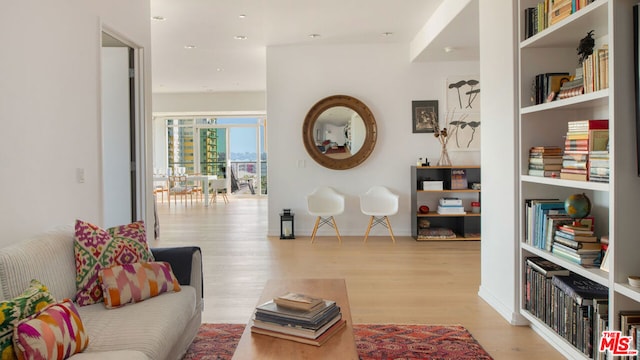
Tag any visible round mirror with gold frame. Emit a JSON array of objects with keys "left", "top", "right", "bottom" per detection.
[{"left": 302, "top": 95, "right": 377, "bottom": 170}]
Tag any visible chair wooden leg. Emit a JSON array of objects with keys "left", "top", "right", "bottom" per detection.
[
  {"left": 331, "top": 216, "right": 342, "bottom": 243},
  {"left": 310, "top": 217, "right": 321, "bottom": 243},
  {"left": 363, "top": 216, "right": 374, "bottom": 243},
  {"left": 385, "top": 216, "right": 396, "bottom": 243}
]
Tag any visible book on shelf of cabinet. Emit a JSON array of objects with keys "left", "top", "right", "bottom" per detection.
[
  {"left": 517, "top": 0, "right": 640, "bottom": 358},
  {"left": 411, "top": 166, "right": 481, "bottom": 241}
]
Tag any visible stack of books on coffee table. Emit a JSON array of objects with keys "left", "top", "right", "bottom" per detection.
[{"left": 250, "top": 292, "right": 346, "bottom": 346}]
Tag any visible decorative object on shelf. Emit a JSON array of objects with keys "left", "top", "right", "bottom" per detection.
[
  {"left": 628, "top": 276, "right": 640, "bottom": 287},
  {"left": 419, "top": 205, "right": 430, "bottom": 214},
  {"left": 279, "top": 209, "right": 295, "bottom": 239},
  {"left": 577, "top": 30, "right": 595, "bottom": 65},
  {"left": 471, "top": 202, "right": 480, "bottom": 214},
  {"left": 564, "top": 193, "right": 592, "bottom": 226},
  {"left": 412, "top": 100, "right": 438, "bottom": 133},
  {"left": 422, "top": 180, "right": 443, "bottom": 191},
  {"left": 418, "top": 218, "right": 431, "bottom": 228}
]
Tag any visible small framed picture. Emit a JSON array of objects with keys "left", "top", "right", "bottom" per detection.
[{"left": 412, "top": 100, "right": 438, "bottom": 133}]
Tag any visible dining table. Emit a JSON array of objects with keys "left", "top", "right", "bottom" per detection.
[{"left": 153, "top": 174, "right": 222, "bottom": 207}]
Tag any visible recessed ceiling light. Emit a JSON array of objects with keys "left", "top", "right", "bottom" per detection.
[
  {"left": 309, "top": 34, "right": 321, "bottom": 39},
  {"left": 381, "top": 32, "right": 393, "bottom": 37},
  {"left": 239, "top": 14, "right": 247, "bottom": 19},
  {"left": 444, "top": 46, "right": 455, "bottom": 53},
  {"left": 184, "top": 45, "right": 197, "bottom": 49},
  {"left": 234, "top": 35, "right": 248, "bottom": 40},
  {"left": 216, "top": 68, "right": 224, "bottom": 72},
  {"left": 151, "top": 16, "right": 166, "bottom": 21}
]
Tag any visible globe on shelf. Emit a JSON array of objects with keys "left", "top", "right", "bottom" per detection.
[{"left": 564, "top": 193, "right": 592, "bottom": 226}]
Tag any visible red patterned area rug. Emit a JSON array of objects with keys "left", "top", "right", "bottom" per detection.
[{"left": 183, "top": 323, "right": 493, "bottom": 360}]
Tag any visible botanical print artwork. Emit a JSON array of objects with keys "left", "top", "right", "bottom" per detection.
[{"left": 446, "top": 76, "right": 481, "bottom": 150}]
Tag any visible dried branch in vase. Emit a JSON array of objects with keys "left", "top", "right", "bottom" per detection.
[{"left": 419, "top": 109, "right": 469, "bottom": 166}]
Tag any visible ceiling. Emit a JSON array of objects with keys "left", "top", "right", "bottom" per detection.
[{"left": 150, "top": 0, "right": 478, "bottom": 94}]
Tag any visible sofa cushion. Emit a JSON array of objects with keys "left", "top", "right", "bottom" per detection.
[
  {"left": 98, "top": 262, "right": 180, "bottom": 309},
  {"left": 76, "top": 286, "right": 196, "bottom": 359},
  {"left": 0, "top": 280, "right": 56, "bottom": 360},
  {"left": 74, "top": 220, "right": 154, "bottom": 306},
  {"left": 13, "top": 299, "right": 88, "bottom": 360}
]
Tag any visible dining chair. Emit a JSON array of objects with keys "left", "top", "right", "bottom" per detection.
[
  {"left": 189, "top": 174, "right": 204, "bottom": 202},
  {"left": 168, "top": 175, "right": 194, "bottom": 207},
  {"left": 359, "top": 186, "right": 399, "bottom": 243},
  {"left": 306, "top": 187, "right": 344, "bottom": 243},
  {"left": 208, "top": 179, "right": 229, "bottom": 205},
  {"left": 153, "top": 181, "right": 168, "bottom": 203}
]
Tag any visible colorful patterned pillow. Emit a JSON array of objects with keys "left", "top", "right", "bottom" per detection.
[
  {"left": 0, "top": 280, "right": 55, "bottom": 360},
  {"left": 98, "top": 262, "right": 181, "bottom": 309},
  {"left": 74, "top": 220, "right": 154, "bottom": 306},
  {"left": 13, "top": 299, "right": 88, "bottom": 360}
]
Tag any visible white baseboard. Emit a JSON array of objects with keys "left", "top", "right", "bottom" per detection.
[{"left": 477, "top": 285, "right": 529, "bottom": 326}]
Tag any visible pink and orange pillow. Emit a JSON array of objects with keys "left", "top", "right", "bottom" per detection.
[
  {"left": 98, "top": 262, "right": 181, "bottom": 309},
  {"left": 12, "top": 299, "right": 88, "bottom": 360}
]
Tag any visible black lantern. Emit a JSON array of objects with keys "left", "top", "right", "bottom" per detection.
[{"left": 280, "top": 209, "right": 295, "bottom": 239}]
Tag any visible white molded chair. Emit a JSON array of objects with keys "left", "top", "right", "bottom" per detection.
[
  {"left": 208, "top": 178, "right": 229, "bottom": 205},
  {"left": 360, "top": 186, "right": 399, "bottom": 243},
  {"left": 306, "top": 187, "right": 345, "bottom": 243}
]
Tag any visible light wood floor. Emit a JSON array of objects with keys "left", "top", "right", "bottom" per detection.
[{"left": 150, "top": 197, "right": 565, "bottom": 360}]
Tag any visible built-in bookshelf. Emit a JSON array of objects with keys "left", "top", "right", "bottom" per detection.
[
  {"left": 410, "top": 166, "right": 481, "bottom": 241},
  {"left": 517, "top": 1, "right": 640, "bottom": 359}
]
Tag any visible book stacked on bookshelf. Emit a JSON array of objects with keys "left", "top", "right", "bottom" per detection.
[
  {"left": 552, "top": 222, "right": 601, "bottom": 266},
  {"left": 583, "top": 44, "right": 609, "bottom": 94},
  {"left": 524, "top": 198, "right": 565, "bottom": 249},
  {"left": 250, "top": 292, "right": 345, "bottom": 346},
  {"left": 437, "top": 197, "right": 465, "bottom": 214},
  {"left": 533, "top": 72, "right": 571, "bottom": 104},
  {"left": 618, "top": 310, "right": 640, "bottom": 359},
  {"left": 525, "top": 257, "right": 570, "bottom": 325},
  {"left": 588, "top": 130, "right": 609, "bottom": 183},
  {"left": 523, "top": 0, "right": 597, "bottom": 40},
  {"left": 528, "top": 146, "right": 562, "bottom": 178},
  {"left": 551, "top": 273, "right": 609, "bottom": 357},
  {"left": 560, "top": 120, "right": 609, "bottom": 181},
  {"left": 557, "top": 75, "right": 584, "bottom": 100},
  {"left": 449, "top": 169, "right": 468, "bottom": 190},
  {"left": 524, "top": 259, "right": 609, "bottom": 358}
]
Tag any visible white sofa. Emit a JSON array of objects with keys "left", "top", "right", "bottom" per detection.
[{"left": 0, "top": 227, "right": 203, "bottom": 360}]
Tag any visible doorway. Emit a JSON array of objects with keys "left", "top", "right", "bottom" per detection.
[
  {"left": 101, "top": 31, "right": 144, "bottom": 227},
  {"left": 155, "top": 116, "right": 267, "bottom": 197}
]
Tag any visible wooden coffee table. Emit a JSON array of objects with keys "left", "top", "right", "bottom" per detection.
[{"left": 232, "top": 278, "right": 358, "bottom": 359}]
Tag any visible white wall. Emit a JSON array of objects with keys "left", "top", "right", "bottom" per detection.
[
  {"left": 153, "top": 91, "right": 266, "bottom": 114},
  {"left": 0, "top": 1, "right": 151, "bottom": 246},
  {"left": 266, "top": 43, "right": 479, "bottom": 237},
  {"left": 477, "top": 0, "right": 523, "bottom": 324}
]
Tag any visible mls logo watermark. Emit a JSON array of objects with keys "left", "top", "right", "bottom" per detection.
[{"left": 599, "top": 331, "right": 639, "bottom": 356}]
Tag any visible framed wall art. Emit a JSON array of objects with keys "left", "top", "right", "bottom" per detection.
[
  {"left": 412, "top": 100, "right": 438, "bottom": 133},
  {"left": 445, "top": 75, "right": 481, "bottom": 150}
]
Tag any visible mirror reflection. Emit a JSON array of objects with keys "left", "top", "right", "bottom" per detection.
[
  {"left": 302, "top": 95, "right": 377, "bottom": 170},
  {"left": 314, "top": 106, "right": 365, "bottom": 159}
]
